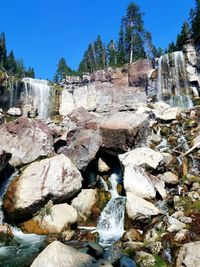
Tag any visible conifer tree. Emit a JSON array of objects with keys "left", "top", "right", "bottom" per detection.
[
  {"left": 0, "top": 32, "right": 7, "bottom": 69},
  {"left": 176, "top": 21, "right": 191, "bottom": 50},
  {"left": 94, "top": 35, "right": 106, "bottom": 70},
  {"left": 191, "top": 0, "right": 200, "bottom": 42},
  {"left": 107, "top": 40, "right": 117, "bottom": 67},
  {"left": 55, "top": 57, "right": 73, "bottom": 81},
  {"left": 123, "top": 2, "right": 146, "bottom": 63},
  {"left": 7, "top": 50, "right": 17, "bottom": 74},
  {"left": 117, "top": 25, "right": 126, "bottom": 66}
]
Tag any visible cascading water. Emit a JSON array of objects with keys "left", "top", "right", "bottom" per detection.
[
  {"left": 22, "top": 78, "right": 52, "bottom": 119},
  {"left": 97, "top": 173, "right": 126, "bottom": 247},
  {"left": 0, "top": 171, "right": 45, "bottom": 267},
  {"left": 157, "top": 51, "right": 194, "bottom": 109}
]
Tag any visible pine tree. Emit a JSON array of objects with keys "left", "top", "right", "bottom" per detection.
[
  {"left": 167, "top": 42, "right": 177, "bottom": 53},
  {"left": 123, "top": 2, "right": 146, "bottom": 63},
  {"left": 176, "top": 21, "right": 191, "bottom": 50},
  {"left": 7, "top": 50, "right": 17, "bottom": 74},
  {"left": 117, "top": 25, "right": 126, "bottom": 66},
  {"left": 55, "top": 57, "right": 73, "bottom": 82},
  {"left": 0, "top": 32, "right": 7, "bottom": 69},
  {"left": 26, "top": 67, "right": 35, "bottom": 78},
  {"left": 107, "top": 40, "right": 117, "bottom": 67},
  {"left": 94, "top": 35, "right": 106, "bottom": 70},
  {"left": 191, "top": 0, "right": 200, "bottom": 42},
  {"left": 15, "top": 59, "right": 25, "bottom": 78}
]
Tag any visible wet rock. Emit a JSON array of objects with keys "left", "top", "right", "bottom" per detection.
[
  {"left": 0, "top": 149, "right": 11, "bottom": 172},
  {"left": 7, "top": 107, "right": 21, "bottom": 116},
  {"left": 98, "top": 158, "right": 110, "bottom": 173},
  {"left": 0, "top": 117, "right": 54, "bottom": 167},
  {"left": 119, "top": 147, "right": 165, "bottom": 170},
  {"left": 20, "top": 203, "right": 77, "bottom": 235},
  {"left": 31, "top": 241, "right": 96, "bottom": 267},
  {"left": 120, "top": 256, "right": 136, "bottom": 267},
  {"left": 123, "top": 165, "right": 156, "bottom": 199},
  {"left": 0, "top": 224, "right": 14, "bottom": 244},
  {"left": 100, "top": 112, "right": 149, "bottom": 154},
  {"left": 3, "top": 154, "right": 82, "bottom": 221},
  {"left": 71, "top": 189, "right": 97, "bottom": 223},
  {"left": 86, "top": 242, "right": 104, "bottom": 259},
  {"left": 103, "top": 245, "right": 124, "bottom": 265},
  {"left": 126, "top": 192, "right": 161, "bottom": 220},
  {"left": 122, "top": 228, "right": 143, "bottom": 242},
  {"left": 159, "top": 172, "right": 179, "bottom": 185},
  {"left": 176, "top": 241, "right": 200, "bottom": 267}
]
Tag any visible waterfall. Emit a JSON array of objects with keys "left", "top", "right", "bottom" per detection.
[
  {"left": 22, "top": 78, "right": 52, "bottom": 119},
  {"left": 157, "top": 51, "right": 193, "bottom": 109},
  {"left": 97, "top": 173, "right": 126, "bottom": 247}
]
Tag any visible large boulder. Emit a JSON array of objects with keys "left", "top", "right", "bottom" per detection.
[
  {"left": 119, "top": 147, "right": 165, "bottom": 170},
  {"left": 0, "top": 117, "right": 54, "bottom": 167},
  {"left": 20, "top": 203, "right": 78, "bottom": 235},
  {"left": 31, "top": 241, "right": 96, "bottom": 267},
  {"left": 100, "top": 112, "right": 149, "bottom": 154},
  {"left": 176, "top": 241, "right": 200, "bottom": 267},
  {"left": 122, "top": 165, "right": 156, "bottom": 199},
  {"left": 61, "top": 108, "right": 102, "bottom": 171},
  {"left": 0, "top": 149, "right": 11, "bottom": 172},
  {"left": 3, "top": 154, "right": 82, "bottom": 221},
  {"left": 126, "top": 192, "right": 161, "bottom": 220}
]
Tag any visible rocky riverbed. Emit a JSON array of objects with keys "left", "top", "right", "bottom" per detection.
[{"left": 0, "top": 100, "right": 200, "bottom": 267}]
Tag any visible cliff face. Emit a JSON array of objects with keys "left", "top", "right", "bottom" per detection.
[{"left": 59, "top": 59, "right": 153, "bottom": 116}]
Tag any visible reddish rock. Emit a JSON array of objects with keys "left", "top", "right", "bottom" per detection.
[
  {"left": 100, "top": 112, "right": 149, "bottom": 154},
  {"left": 128, "top": 59, "right": 152, "bottom": 88},
  {"left": 0, "top": 117, "right": 54, "bottom": 166}
]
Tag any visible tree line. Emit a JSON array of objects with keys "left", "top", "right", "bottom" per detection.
[
  {"left": 54, "top": 0, "right": 200, "bottom": 82},
  {"left": 54, "top": 2, "right": 163, "bottom": 82},
  {"left": 167, "top": 0, "right": 200, "bottom": 53},
  {"left": 0, "top": 32, "right": 35, "bottom": 78}
]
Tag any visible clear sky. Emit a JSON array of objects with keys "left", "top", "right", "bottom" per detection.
[{"left": 0, "top": 0, "right": 195, "bottom": 79}]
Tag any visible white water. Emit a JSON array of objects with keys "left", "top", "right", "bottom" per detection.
[
  {"left": 157, "top": 51, "right": 193, "bottom": 109},
  {"left": 0, "top": 171, "right": 45, "bottom": 267},
  {"left": 97, "top": 173, "right": 126, "bottom": 247},
  {"left": 22, "top": 78, "right": 52, "bottom": 119}
]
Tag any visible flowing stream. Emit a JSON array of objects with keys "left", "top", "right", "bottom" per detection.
[
  {"left": 97, "top": 173, "right": 126, "bottom": 247},
  {"left": 0, "top": 171, "right": 45, "bottom": 267}
]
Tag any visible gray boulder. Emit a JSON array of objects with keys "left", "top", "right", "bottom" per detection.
[
  {"left": 0, "top": 117, "right": 54, "bottom": 167},
  {"left": 3, "top": 154, "right": 82, "bottom": 221},
  {"left": 31, "top": 241, "right": 96, "bottom": 267}
]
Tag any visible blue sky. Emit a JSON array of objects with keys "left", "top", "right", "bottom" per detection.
[{"left": 0, "top": 0, "right": 195, "bottom": 79}]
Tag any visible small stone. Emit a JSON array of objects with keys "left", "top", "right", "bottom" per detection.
[
  {"left": 98, "top": 158, "right": 110, "bottom": 173},
  {"left": 167, "top": 217, "right": 186, "bottom": 233},
  {"left": 159, "top": 172, "right": 179, "bottom": 185},
  {"left": 7, "top": 107, "right": 21, "bottom": 116}
]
